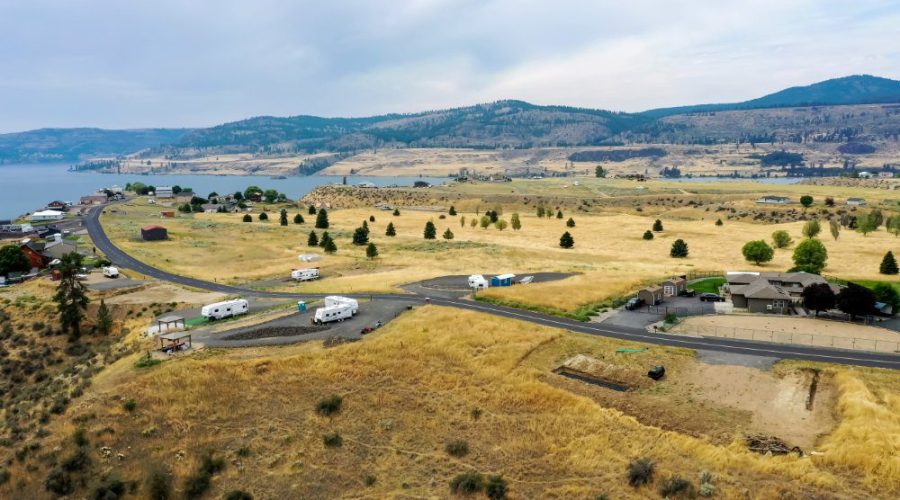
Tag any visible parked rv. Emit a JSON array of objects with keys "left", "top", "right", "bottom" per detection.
[
  {"left": 291, "top": 268, "right": 320, "bottom": 281},
  {"left": 201, "top": 299, "right": 249, "bottom": 320},
  {"left": 313, "top": 303, "right": 353, "bottom": 324},
  {"left": 324, "top": 296, "right": 359, "bottom": 314},
  {"left": 468, "top": 274, "right": 489, "bottom": 289},
  {"left": 102, "top": 266, "right": 119, "bottom": 278}
]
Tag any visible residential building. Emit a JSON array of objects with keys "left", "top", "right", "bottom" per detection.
[
  {"left": 726, "top": 271, "right": 831, "bottom": 314},
  {"left": 18, "top": 240, "right": 47, "bottom": 269},
  {"left": 155, "top": 186, "right": 174, "bottom": 198},
  {"left": 661, "top": 277, "right": 687, "bottom": 297},
  {"left": 638, "top": 285, "right": 663, "bottom": 305},
  {"left": 30, "top": 210, "right": 65, "bottom": 222},
  {"left": 80, "top": 194, "right": 108, "bottom": 205},
  {"left": 46, "top": 200, "right": 69, "bottom": 211},
  {"left": 755, "top": 195, "right": 790, "bottom": 204}
]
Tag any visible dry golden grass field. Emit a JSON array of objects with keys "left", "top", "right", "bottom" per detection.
[
  {"left": 3, "top": 306, "right": 898, "bottom": 499},
  {"left": 102, "top": 181, "right": 899, "bottom": 314}
]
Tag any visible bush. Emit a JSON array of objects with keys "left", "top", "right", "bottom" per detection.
[
  {"left": 443, "top": 228, "right": 455, "bottom": 240},
  {"left": 93, "top": 476, "right": 126, "bottom": 499},
  {"left": 293, "top": 214, "right": 304, "bottom": 224},
  {"left": 485, "top": 475, "right": 508, "bottom": 500},
  {"left": 627, "top": 458, "right": 654, "bottom": 487},
  {"left": 323, "top": 432, "right": 343, "bottom": 448},
  {"left": 449, "top": 472, "right": 484, "bottom": 494},
  {"left": 393, "top": 208, "right": 400, "bottom": 216},
  {"left": 715, "top": 218, "right": 723, "bottom": 226},
  {"left": 670, "top": 239, "right": 689, "bottom": 258},
  {"left": 316, "top": 395, "right": 343, "bottom": 416},
  {"left": 45, "top": 467, "right": 74, "bottom": 496},
  {"left": 258, "top": 212, "right": 268, "bottom": 221},
  {"left": 566, "top": 217, "right": 575, "bottom": 228},
  {"left": 659, "top": 475, "right": 695, "bottom": 498},
  {"left": 802, "top": 219, "right": 821, "bottom": 238},
  {"left": 741, "top": 240, "right": 774, "bottom": 265},
  {"left": 183, "top": 452, "right": 225, "bottom": 498},
  {"left": 224, "top": 490, "right": 253, "bottom": 500},
  {"left": 800, "top": 195, "right": 814, "bottom": 207},
  {"left": 123, "top": 399, "right": 137, "bottom": 412},
  {"left": 653, "top": 219, "right": 663, "bottom": 232},
  {"left": 772, "top": 230, "right": 793, "bottom": 248},
  {"left": 444, "top": 439, "right": 469, "bottom": 457},
  {"left": 73, "top": 427, "right": 88, "bottom": 447},
  {"left": 559, "top": 231, "right": 574, "bottom": 249},
  {"left": 664, "top": 312, "right": 677, "bottom": 324},
  {"left": 241, "top": 214, "right": 252, "bottom": 223},
  {"left": 147, "top": 465, "right": 172, "bottom": 500},
  {"left": 134, "top": 352, "right": 161, "bottom": 369},
  {"left": 642, "top": 230, "right": 653, "bottom": 240},
  {"left": 62, "top": 447, "right": 91, "bottom": 472}
]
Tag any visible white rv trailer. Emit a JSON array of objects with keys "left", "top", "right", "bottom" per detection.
[
  {"left": 201, "top": 299, "right": 249, "bottom": 320},
  {"left": 324, "top": 296, "right": 358, "bottom": 314},
  {"left": 291, "top": 268, "right": 320, "bottom": 281},
  {"left": 312, "top": 303, "right": 353, "bottom": 324},
  {"left": 468, "top": 274, "right": 489, "bottom": 290},
  {"left": 102, "top": 266, "right": 119, "bottom": 278}
]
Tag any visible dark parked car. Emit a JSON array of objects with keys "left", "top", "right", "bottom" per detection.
[
  {"left": 680, "top": 289, "right": 696, "bottom": 297},
  {"left": 624, "top": 297, "right": 644, "bottom": 310},
  {"left": 699, "top": 293, "right": 725, "bottom": 302}
]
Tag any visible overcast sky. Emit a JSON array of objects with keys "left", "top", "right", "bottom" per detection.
[{"left": 1, "top": 0, "right": 898, "bottom": 132}]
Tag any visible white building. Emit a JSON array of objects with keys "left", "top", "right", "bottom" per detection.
[
  {"left": 847, "top": 197, "right": 867, "bottom": 206},
  {"left": 155, "top": 186, "right": 174, "bottom": 198},
  {"left": 0, "top": 221, "right": 34, "bottom": 233},
  {"left": 30, "top": 210, "right": 65, "bottom": 222}
]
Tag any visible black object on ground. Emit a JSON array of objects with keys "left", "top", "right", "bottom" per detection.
[
  {"left": 647, "top": 365, "right": 666, "bottom": 380},
  {"left": 553, "top": 368, "right": 630, "bottom": 392}
]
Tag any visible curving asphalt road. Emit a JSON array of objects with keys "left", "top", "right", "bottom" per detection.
[{"left": 84, "top": 205, "right": 900, "bottom": 369}]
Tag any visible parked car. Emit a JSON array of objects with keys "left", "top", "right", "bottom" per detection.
[
  {"left": 699, "top": 293, "right": 725, "bottom": 302},
  {"left": 625, "top": 297, "right": 644, "bottom": 310},
  {"left": 680, "top": 289, "right": 696, "bottom": 297}
]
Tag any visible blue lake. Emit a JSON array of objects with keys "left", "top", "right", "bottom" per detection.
[{"left": 0, "top": 163, "right": 447, "bottom": 220}]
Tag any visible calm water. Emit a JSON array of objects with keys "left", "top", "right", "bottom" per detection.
[{"left": 0, "top": 163, "right": 447, "bottom": 220}]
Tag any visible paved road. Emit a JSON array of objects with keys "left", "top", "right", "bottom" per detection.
[{"left": 84, "top": 205, "right": 900, "bottom": 369}]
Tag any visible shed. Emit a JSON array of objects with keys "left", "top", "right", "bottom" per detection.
[
  {"left": 141, "top": 225, "right": 168, "bottom": 241},
  {"left": 491, "top": 273, "right": 516, "bottom": 287},
  {"left": 661, "top": 277, "right": 687, "bottom": 297},
  {"left": 638, "top": 285, "right": 663, "bottom": 305}
]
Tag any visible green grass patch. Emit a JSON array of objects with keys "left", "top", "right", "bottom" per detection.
[
  {"left": 687, "top": 277, "right": 725, "bottom": 294},
  {"left": 474, "top": 294, "right": 628, "bottom": 322},
  {"left": 185, "top": 316, "right": 209, "bottom": 327}
]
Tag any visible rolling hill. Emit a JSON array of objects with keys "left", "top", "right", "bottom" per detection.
[{"left": 0, "top": 127, "right": 190, "bottom": 164}]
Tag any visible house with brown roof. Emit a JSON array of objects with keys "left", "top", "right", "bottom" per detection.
[
  {"left": 637, "top": 285, "right": 663, "bottom": 305},
  {"left": 726, "top": 271, "right": 830, "bottom": 314},
  {"left": 661, "top": 277, "right": 686, "bottom": 297}
]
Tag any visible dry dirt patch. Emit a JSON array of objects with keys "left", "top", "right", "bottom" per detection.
[
  {"left": 103, "top": 282, "right": 226, "bottom": 305},
  {"left": 672, "top": 315, "right": 900, "bottom": 344}
]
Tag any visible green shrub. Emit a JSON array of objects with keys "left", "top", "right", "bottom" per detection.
[
  {"left": 45, "top": 467, "right": 74, "bottom": 496},
  {"left": 627, "top": 458, "right": 654, "bottom": 487},
  {"left": 147, "top": 466, "right": 172, "bottom": 500},
  {"left": 73, "top": 427, "right": 88, "bottom": 447},
  {"left": 449, "top": 472, "right": 484, "bottom": 494},
  {"left": 485, "top": 475, "right": 508, "bottom": 499},
  {"left": 364, "top": 475, "right": 376, "bottom": 486},
  {"left": 134, "top": 353, "right": 161, "bottom": 369},
  {"left": 0, "top": 467, "right": 9, "bottom": 485},
  {"left": 323, "top": 433, "right": 343, "bottom": 448},
  {"left": 93, "top": 476, "right": 126, "bottom": 499},
  {"left": 224, "top": 490, "right": 253, "bottom": 500},
  {"left": 444, "top": 439, "right": 469, "bottom": 457},
  {"left": 61, "top": 447, "right": 91, "bottom": 472},
  {"left": 183, "top": 452, "right": 225, "bottom": 498},
  {"left": 123, "top": 399, "right": 137, "bottom": 412},
  {"left": 316, "top": 395, "right": 343, "bottom": 416},
  {"left": 659, "top": 475, "right": 695, "bottom": 498},
  {"left": 664, "top": 312, "right": 678, "bottom": 324}
]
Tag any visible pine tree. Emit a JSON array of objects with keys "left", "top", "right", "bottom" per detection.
[
  {"left": 319, "top": 231, "right": 330, "bottom": 247},
  {"left": 315, "top": 208, "right": 329, "bottom": 229},
  {"left": 293, "top": 213, "right": 304, "bottom": 224},
  {"left": 393, "top": 208, "right": 400, "bottom": 216},
  {"left": 880, "top": 251, "right": 899, "bottom": 275},
  {"left": 424, "top": 221, "right": 437, "bottom": 239},
  {"left": 307, "top": 230, "right": 319, "bottom": 247},
  {"left": 362, "top": 220, "right": 369, "bottom": 235},
  {"left": 258, "top": 212, "right": 268, "bottom": 221},
  {"left": 280, "top": 209, "right": 288, "bottom": 226},
  {"left": 323, "top": 237, "right": 337, "bottom": 254},
  {"left": 670, "top": 239, "right": 689, "bottom": 258},
  {"left": 96, "top": 299, "right": 113, "bottom": 336},
  {"left": 54, "top": 252, "right": 89, "bottom": 341},
  {"left": 460, "top": 216, "right": 466, "bottom": 228},
  {"left": 352, "top": 227, "right": 369, "bottom": 245},
  {"left": 242, "top": 214, "right": 252, "bottom": 223},
  {"left": 643, "top": 230, "right": 653, "bottom": 240},
  {"left": 536, "top": 206, "right": 545, "bottom": 217},
  {"left": 556, "top": 210, "right": 563, "bottom": 219},
  {"left": 511, "top": 213, "right": 521, "bottom": 230},
  {"left": 308, "top": 205, "right": 317, "bottom": 215},
  {"left": 449, "top": 206, "right": 457, "bottom": 216},
  {"left": 566, "top": 217, "right": 575, "bottom": 228},
  {"left": 385, "top": 222, "right": 396, "bottom": 237},
  {"left": 443, "top": 228, "right": 454, "bottom": 240},
  {"left": 653, "top": 219, "right": 663, "bottom": 232},
  {"left": 366, "top": 242, "right": 378, "bottom": 259},
  {"left": 715, "top": 219, "right": 723, "bottom": 226},
  {"left": 369, "top": 215, "right": 375, "bottom": 222},
  {"left": 489, "top": 210, "right": 498, "bottom": 223},
  {"left": 559, "top": 231, "right": 574, "bottom": 249}
]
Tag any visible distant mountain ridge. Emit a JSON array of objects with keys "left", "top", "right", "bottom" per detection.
[{"left": 1, "top": 74, "right": 898, "bottom": 164}]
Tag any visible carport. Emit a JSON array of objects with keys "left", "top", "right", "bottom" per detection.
[{"left": 156, "top": 315, "right": 185, "bottom": 332}]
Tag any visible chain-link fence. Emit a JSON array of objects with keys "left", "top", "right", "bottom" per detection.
[{"left": 672, "top": 324, "right": 900, "bottom": 354}]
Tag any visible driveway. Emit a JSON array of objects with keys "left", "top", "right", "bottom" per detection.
[{"left": 600, "top": 295, "right": 717, "bottom": 329}]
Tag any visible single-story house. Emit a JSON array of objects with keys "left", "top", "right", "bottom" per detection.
[
  {"left": 490, "top": 274, "right": 516, "bottom": 287},
  {"left": 755, "top": 195, "right": 791, "bottom": 205},
  {"left": 726, "top": 271, "right": 830, "bottom": 314},
  {"left": 30, "top": 210, "right": 65, "bottom": 222},
  {"left": 200, "top": 202, "right": 238, "bottom": 213},
  {"left": 638, "top": 285, "right": 663, "bottom": 305},
  {"left": 661, "top": 277, "right": 687, "bottom": 297},
  {"left": 357, "top": 182, "right": 377, "bottom": 189},
  {"left": 141, "top": 225, "right": 168, "bottom": 241},
  {"left": 847, "top": 197, "right": 866, "bottom": 206},
  {"left": 46, "top": 201, "right": 69, "bottom": 211},
  {"left": 155, "top": 186, "right": 174, "bottom": 198},
  {"left": 80, "top": 194, "right": 108, "bottom": 205},
  {"left": 42, "top": 240, "right": 78, "bottom": 261}
]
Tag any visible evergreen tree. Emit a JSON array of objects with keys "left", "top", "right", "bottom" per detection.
[
  {"left": 443, "top": 228, "right": 454, "bottom": 240},
  {"left": 96, "top": 299, "right": 113, "bottom": 336},
  {"left": 670, "top": 239, "right": 689, "bottom": 258},
  {"left": 556, "top": 210, "right": 563, "bottom": 219},
  {"left": 880, "top": 251, "right": 898, "bottom": 275},
  {"left": 423, "top": 221, "right": 437, "bottom": 239},
  {"left": 280, "top": 209, "right": 288, "bottom": 226},
  {"left": 307, "top": 230, "right": 319, "bottom": 247},
  {"left": 566, "top": 217, "right": 575, "bottom": 228},
  {"left": 352, "top": 227, "right": 369, "bottom": 245},
  {"left": 448, "top": 206, "right": 457, "bottom": 216},
  {"left": 393, "top": 208, "right": 400, "bottom": 216},
  {"left": 643, "top": 230, "right": 653, "bottom": 240},
  {"left": 54, "top": 252, "right": 89, "bottom": 341},
  {"left": 258, "top": 212, "right": 268, "bottom": 221},
  {"left": 319, "top": 231, "right": 330, "bottom": 247},
  {"left": 489, "top": 210, "right": 499, "bottom": 223},
  {"left": 323, "top": 237, "right": 337, "bottom": 254},
  {"left": 293, "top": 213, "right": 304, "bottom": 224},
  {"left": 369, "top": 215, "right": 375, "bottom": 222},
  {"left": 315, "top": 208, "right": 329, "bottom": 229},
  {"left": 385, "top": 222, "right": 396, "bottom": 237},
  {"left": 242, "top": 214, "right": 252, "bottom": 223},
  {"left": 829, "top": 218, "right": 840, "bottom": 240},
  {"left": 510, "top": 213, "right": 521, "bottom": 230},
  {"left": 308, "top": 205, "right": 317, "bottom": 215},
  {"left": 460, "top": 216, "right": 467, "bottom": 228},
  {"left": 536, "top": 205, "right": 545, "bottom": 217},
  {"left": 362, "top": 220, "right": 369, "bottom": 235},
  {"left": 653, "top": 219, "right": 663, "bottom": 232},
  {"left": 715, "top": 218, "right": 723, "bottom": 226},
  {"left": 559, "top": 231, "right": 574, "bottom": 249},
  {"left": 366, "top": 242, "right": 378, "bottom": 259},
  {"left": 595, "top": 165, "right": 606, "bottom": 178}
]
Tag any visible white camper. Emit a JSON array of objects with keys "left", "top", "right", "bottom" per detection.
[
  {"left": 468, "top": 274, "right": 489, "bottom": 290},
  {"left": 102, "top": 266, "right": 119, "bottom": 278},
  {"left": 201, "top": 299, "right": 249, "bottom": 320},
  {"left": 324, "top": 296, "right": 359, "bottom": 314},
  {"left": 291, "top": 268, "right": 320, "bottom": 281},
  {"left": 312, "top": 303, "right": 353, "bottom": 324}
]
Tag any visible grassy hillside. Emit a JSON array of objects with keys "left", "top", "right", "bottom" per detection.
[{"left": 0, "top": 128, "right": 190, "bottom": 164}]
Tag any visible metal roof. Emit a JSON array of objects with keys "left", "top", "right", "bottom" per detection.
[{"left": 160, "top": 331, "right": 191, "bottom": 340}]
